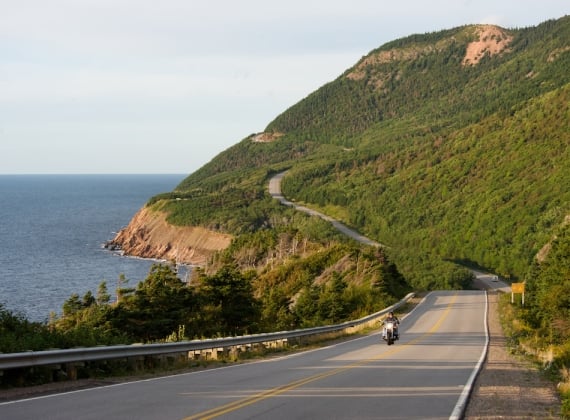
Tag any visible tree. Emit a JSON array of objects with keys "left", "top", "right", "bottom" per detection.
[
  {"left": 116, "top": 274, "right": 135, "bottom": 304},
  {"left": 318, "top": 273, "right": 348, "bottom": 323},
  {"left": 198, "top": 265, "right": 260, "bottom": 336},
  {"left": 526, "top": 223, "right": 570, "bottom": 344},
  {"left": 0, "top": 304, "right": 62, "bottom": 352},
  {"left": 62, "top": 294, "right": 83, "bottom": 317},
  {"left": 96, "top": 281, "right": 111, "bottom": 305},
  {"left": 294, "top": 285, "right": 322, "bottom": 327},
  {"left": 117, "top": 264, "right": 195, "bottom": 342},
  {"left": 82, "top": 290, "right": 96, "bottom": 308},
  {"left": 260, "top": 288, "right": 296, "bottom": 331}
]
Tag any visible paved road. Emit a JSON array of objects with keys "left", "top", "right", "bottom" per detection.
[
  {"left": 471, "top": 270, "right": 511, "bottom": 292},
  {"left": 269, "top": 172, "right": 510, "bottom": 293},
  {"left": 269, "top": 171, "right": 383, "bottom": 247},
  {"left": 0, "top": 291, "right": 487, "bottom": 420}
]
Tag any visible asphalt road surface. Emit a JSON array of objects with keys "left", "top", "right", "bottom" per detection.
[
  {"left": 471, "top": 270, "right": 511, "bottom": 292},
  {"left": 268, "top": 171, "right": 383, "bottom": 248},
  {"left": 0, "top": 290, "right": 488, "bottom": 420}
]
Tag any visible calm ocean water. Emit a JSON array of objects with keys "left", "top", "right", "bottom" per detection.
[{"left": 0, "top": 174, "right": 186, "bottom": 322}]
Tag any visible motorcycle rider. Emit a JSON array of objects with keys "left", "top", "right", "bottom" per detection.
[{"left": 383, "top": 311, "right": 400, "bottom": 339}]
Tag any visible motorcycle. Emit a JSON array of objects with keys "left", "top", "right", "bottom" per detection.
[{"left": 382, "top": 320, "right": 399, "bottom": 345}]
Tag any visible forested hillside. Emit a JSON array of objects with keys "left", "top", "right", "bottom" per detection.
[
  {"left": 2, "top": 19, "right": 569, "bottom": 397},
  {"left": 156, "top": 16, "right": 569, "bottom": 287}
]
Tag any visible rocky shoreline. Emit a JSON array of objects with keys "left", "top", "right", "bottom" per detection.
[{"left": 105, "top": 206, "right": 232, "bottom": 266}]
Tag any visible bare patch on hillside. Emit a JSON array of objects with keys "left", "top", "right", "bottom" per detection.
[
  {"left": 251, "top": 132, "right": 284, "bottom": 143},
  {"left": 462, "top": 25, "right": 513, "bottom": 66},
  {"left": 347, "top": 46, "right": 436, "bottom": 82},
  {"left": 548, "top": 46, "right": 570, "bottom": 62},
  {"left": 346, "top": 37, "right": 457, "bottom": 90},
  {"left": 347, "top": 25, "right": 514, "bottom": 83},
  {"left": 536, "top": 214, "right": 570, "bottom": 263}
]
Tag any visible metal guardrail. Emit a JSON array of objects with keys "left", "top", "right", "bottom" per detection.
[{"left": 0, "top": 293, "right": 414, "bottom": 371}]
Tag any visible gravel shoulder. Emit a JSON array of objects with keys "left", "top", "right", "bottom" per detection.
[{"left": 464, "top": 289, "right": 562, "bottom": 419}]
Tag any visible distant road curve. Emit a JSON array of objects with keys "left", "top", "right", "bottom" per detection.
[
  {"left": 471, "top": 270, "right": 511, "bottom": 293},
  {"left": 269, "top": 171, "right": 384, "bottom": 248}
]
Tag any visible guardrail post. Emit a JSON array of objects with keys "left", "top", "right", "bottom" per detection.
[
  {"left": 229, "top": 346, "right": 240, "bottom": 360},
  {"left": 128, "top": 356, "right": 145, "bottom": 371},
  {"left": 193, "top": 349, "right": 212, "bottom": 360},
  {"left": 64, "top": 363, "right": 78, "bottom": 380},
  {"left": 211, "top": 348, "right": 225, "bottom": 360},
  {"left": 175, "top": 352, "right": 187, "bottom": 365}
]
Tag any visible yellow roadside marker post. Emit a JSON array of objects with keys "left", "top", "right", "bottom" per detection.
[{"left": 511, "top": 282, "right": 525, "bottom": 306}]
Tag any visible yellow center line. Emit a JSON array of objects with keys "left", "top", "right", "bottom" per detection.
[{"left": 183, "top": 292, "right": 458, "bottom": 420}]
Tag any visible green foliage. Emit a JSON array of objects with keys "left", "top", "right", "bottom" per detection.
[
  {"left": 267, "top": 18, "right": 570, "bottom": 145},
  {"left": 318, "top": 273, "right": 349, "bottom": 322},
  {"left": 524, "top": 222, "right": 570, "bottom": 346},
  {"left": 259, "top": 287, "right": 297, "bottom": 331},
  {"left": 0, "top": 304, "right": 58, "bottom": 353},
  {"left": 97, "top": 282, "right": 111, "bottom": 305},
  {"left": 13, "top": 241, "right": 410, "bottom": 351},
  {"left": 0, "top": 302, "right": 129, "bottom": 353},
  {"left": 280, "top": 83, "right": 570, "bottom": 284},
  {"left": 45, "top": 264, "right": 261, "bottom": 346},
  {"left": 113, "top": 264, "right": 196, "bottom": 341},
  {"left": 194, "top": 265, "right": 260, "bottom": 336},
  {"left": 6, "top": 18, "right": 570, "bottom": 359},
  {"left": 143, "top": 17, "right": 570, "bottom": 289},
  {"left": 499, "top": 220, "right": 570, "bottom": 411},
  {"left": 255, "top": 244, "right": 410, "bottom": 329}
]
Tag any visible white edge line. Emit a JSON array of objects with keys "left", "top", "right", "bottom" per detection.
[
  {"left": 1, "top": 293, "right": 429, "bottom": 407},
  {"left": 0, "top": 327, "right": 376, "bottom": 407},
  {"left": 449, "top": 290, "right": 490, "bottom": 420}
]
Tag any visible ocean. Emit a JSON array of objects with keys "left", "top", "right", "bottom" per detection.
[{"left": 0, "top": 174, "right": 186, "bottom": 322}]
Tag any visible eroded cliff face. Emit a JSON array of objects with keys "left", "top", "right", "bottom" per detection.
[{"left": 108, "top": 206, "right": 233, "bottom": 266}]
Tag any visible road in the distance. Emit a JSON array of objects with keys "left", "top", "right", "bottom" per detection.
[
  {"left": 269, "top": 171, "right": 383, "bottom": 247},
  {"left": 0, "top": 291, "right": 487, "bottom": 420}
]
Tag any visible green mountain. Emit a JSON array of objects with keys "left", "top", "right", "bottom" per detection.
[
  {"left": 148, "top": 16, "right": 569, "bottom": 288},
  {"left": 3, "top": 17, "right": 569, "bottom": 387}
]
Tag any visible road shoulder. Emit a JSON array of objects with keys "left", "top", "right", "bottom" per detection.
[{"left": 464, "top": 290, "right": 561, "bottom": 419}]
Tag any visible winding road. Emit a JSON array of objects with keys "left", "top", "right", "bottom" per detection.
[
  {"left": 269, "top": 171, "right": 383, "bottom": 248},
  {"left": 0, "top": 172, "right": 491, "bottom": 419},
  {"left": 269, "top": 172, "right": 509, "bottom": 292}
]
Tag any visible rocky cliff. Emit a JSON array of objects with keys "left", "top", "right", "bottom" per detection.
[{"left": 107, "top": 206, "right": 233, "bottom": 266}]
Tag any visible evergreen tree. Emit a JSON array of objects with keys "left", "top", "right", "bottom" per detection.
[
  {"left": 96, "top": 281, "right": 111, "bottom": 305},
  {"left": 116, "top": 264, "right": 195, "bottom": 341},
  {"left": 198, "top": 265, "right": 260, "bottom": 336}
]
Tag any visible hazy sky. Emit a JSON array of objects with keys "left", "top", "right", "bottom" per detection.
[{"left": 1, "top": 1, "right": 568, "bottom": 174}]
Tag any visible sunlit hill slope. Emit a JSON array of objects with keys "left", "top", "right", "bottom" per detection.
[{"left": 111, "top": 16, "right": 570, "bottom": 288}]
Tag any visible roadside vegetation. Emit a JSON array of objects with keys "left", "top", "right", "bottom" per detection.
[
  {"left": 160, "top": 17, "right": 570, "bottom": 286},
  {"left": 1, "top": 242, "right": 411, "bottom": 353},
  {"left": 1, "top": 17, "right": 568, "bottom": 403},
  {"left": 503, "top": 221, "right": 570, "bottom": 417}
]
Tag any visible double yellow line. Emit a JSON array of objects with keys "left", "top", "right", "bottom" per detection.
[{"left": 184, "top": 293, "right": 458, "bottom": 420}]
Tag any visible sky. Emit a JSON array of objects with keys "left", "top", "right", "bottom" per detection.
[{"left": 1, "top": 1, "right": 568, "bottom": 174}]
